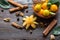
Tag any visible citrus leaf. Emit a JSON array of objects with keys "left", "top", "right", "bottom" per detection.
[
  {"left": 0, "top": 0, "right": 10, "bottom": 9},
  {"left": 52, "top": 26, "right": 60, "bottom": 35},
  {"left": 48, "top": 0, "right": 60, "bottom": 6}
]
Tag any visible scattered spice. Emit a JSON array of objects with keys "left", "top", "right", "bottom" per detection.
[
  {"left": 22, "top": 39, "right": 26, "bottom": 40},
  {"left": 3, "top": 18, "right": 11, "bottom": 22},
  {"left": 30, "top": 30, "right": 32, "bottom": 34},
  {"left": 9, "top": 7, "right": 20, "bottom": 12},
  {"left": 40, "top": 22, "right": 45, "bottom": 27},
  {"left": 1, "top": 10, "right": 4, "bottom": 12},
  {"left": 11, "top": 22, "right": 23, "bottom": 28},
  {"left": 50, "top": 35, "right": 55, "bottom": 40},
  {"left": 26, "top": 10, "right": 28, "bottom": 13},
  {"left": 15, "top": 12, "right": 19, "bottom": 17},
  {"left": 17, "top": 18, "right": 20, "bottom": 21},
  {"left": 20, "top": 12, "right": 24, "bottom": 17}
]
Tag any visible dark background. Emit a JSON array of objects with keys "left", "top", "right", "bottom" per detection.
[{"left": 0, "top": 0, "right": 60, "bottom": 40}]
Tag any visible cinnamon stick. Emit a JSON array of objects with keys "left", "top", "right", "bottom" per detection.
[
  {"left": 9, "top": 5, "right": 28, "bottom": 12},
  {"left": 43, "top": 19, "right": 57, "bottom": 36},
  {"left": 8, "top": 0, "right": 28, "bottom": 12},
  {"left": 11, "top": 22, "right": 22, "bottom": 28},
  {"left": 8, "top": 0, "right": 24, "bottom": 8},
  {"left": 9, "top": 7, "right": 20, "bottom": 12}
]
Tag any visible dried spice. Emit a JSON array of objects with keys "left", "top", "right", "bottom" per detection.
[
  {"left": 50, "top": 35, "right": 55, "bottom": 40},
  {"left": 40, "top": 22, "right": 45, "bottom": 27},
  {"left": 26, "top": 10, "right": 28, "bottom": 13},
  {"left": 30, "top": 30, "right": 33, "bottom": 34},
  {"left": 17, "top": 18, "right": 20, "bottom": 21},
  {"left": 3, "top": 18, "right": 11, "bottom": 22},
  {"left": 40, "top": 22, "right": 48, "bottom": 27},
  {"left": 11, "top": 22, "right": 23, "bottom": 28},
  {"left": 9, "top": 7, "right": 20, "bottom": 12},
  {"left": 8, "top": 0, "right": 28, "bottom": 12},
  {"left": 20, "top": 12, "right": 24, "bottom": 17},
  {"left": 43, "top": 19, "right": 57, "bottom": 36},
  {"left": 15, "top": 12, "right": 19, "bottom": 17},
  {"left": 1, "top": 10, "right": 4, "bottom": 12}
]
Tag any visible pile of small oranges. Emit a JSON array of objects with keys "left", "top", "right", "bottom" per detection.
[{"left": 33, "top": 0, "right": 58, "bottom": 17}]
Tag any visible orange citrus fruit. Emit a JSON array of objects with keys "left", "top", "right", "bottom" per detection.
[
  {"left": 39, "top": 9, "right": 44, "bottom": 15},
  {"left": 34, "top": 4, "right": 41, "bottom": 12},
  {"left": 41, "top": 2, "right": 48, "bottom": 9},
  {"left": 50, "top": 4, "right": 58, "bottom": 12},
  {"left": 43, "top": 9, "right": 50, "bottom": 16}
]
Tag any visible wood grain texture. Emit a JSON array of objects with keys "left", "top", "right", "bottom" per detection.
[{"left": 0, "top": 0, "right": 60, "bottom": 40}]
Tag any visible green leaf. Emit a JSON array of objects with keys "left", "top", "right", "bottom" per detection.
[
  {"left": 50, "top": 12, "right": 56, "bottom": 16},
  {"left": 0, "top": 0, "right": 10, "bottom": 9},
  {"left": 47, "top": 2, "right": 52, "bottom": 9},
  {"left": 49, "top": 0, "right": 59, "bottom": 3},
  {"left": 52, "top": 26, "right": 60, "bottom": 35},
  {"left": 48, "top": 0, "right": 60, "bottom": 6}
]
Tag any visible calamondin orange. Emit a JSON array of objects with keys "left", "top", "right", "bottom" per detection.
[
  {"left": 43, "top": 9, "right": 50, "bottom": 16},
  {"left": 50, "top": 4, "right": 58, "bottom": 12},
  {"left": 34, "top": 4, "right": 41, "bottom": 12}
]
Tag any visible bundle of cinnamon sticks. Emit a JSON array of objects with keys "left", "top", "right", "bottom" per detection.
[{"left": 8, "top": 0, "right": 28, "bottom": 12}]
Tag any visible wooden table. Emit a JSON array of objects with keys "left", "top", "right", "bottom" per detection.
[{"left": 0, "top": 0, "right": 60, "bottom": 40}]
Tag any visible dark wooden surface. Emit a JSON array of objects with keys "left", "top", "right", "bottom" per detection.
[{"left": 0, "top": 0, "right": 60, "bottom": 40}]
